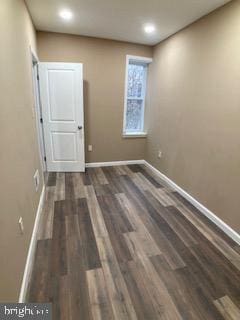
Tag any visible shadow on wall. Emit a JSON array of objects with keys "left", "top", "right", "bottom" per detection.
[{"left": 83, "top": 80, "right": 90, "bottom": 161}]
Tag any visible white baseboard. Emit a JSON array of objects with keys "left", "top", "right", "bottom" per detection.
[
  {"left": 18, "top": 185, "right": 46, "bottom": 302},
  {"left": 144, "top": 161, "right": 240, "bottom": 245},
  {"left": 85, "top": 160, "right": 145, "bottom": 168}
]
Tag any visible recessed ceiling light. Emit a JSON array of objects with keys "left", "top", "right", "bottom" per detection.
[
  {"left": 144, "top": 24, "right": 156, "bottom": 34},
  {"left": 59, "top": 9, "right": 73, "bottom": 21}
]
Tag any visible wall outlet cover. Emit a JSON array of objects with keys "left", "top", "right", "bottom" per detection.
[
  {"left": 34, "top": 170, "right": 40, "bottom": 192},
  {"left": 19, "top": 217, "right": 24, "bottom": 234},
  {"left": 88, "top": 145, "right": 93, "bottom": 152}
]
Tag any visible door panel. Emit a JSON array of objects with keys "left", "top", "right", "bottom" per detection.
[
  {"left": 48, "top": 70, "right": 75, "bottom": 121},
  {"left": 51, "top": 132, "right": 77, "bottom": 161},
  {"left": 39, "top": 63, "right": 85, "bottom": 172}
]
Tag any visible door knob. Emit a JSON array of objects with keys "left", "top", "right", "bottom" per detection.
[{"left": 78, "top": 125, "right": 82, "bottom": 130}]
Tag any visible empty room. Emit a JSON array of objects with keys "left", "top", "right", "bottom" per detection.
[{"left": 1, "top": 0, "right": 240, "bottom": 319}]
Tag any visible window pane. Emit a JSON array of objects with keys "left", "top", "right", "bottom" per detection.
[
  {"left": 126, "top": 99, "right": 143, "bottom": 131},
  {"left": 127, "top": 64, "right": 145, "bottom": 98}
]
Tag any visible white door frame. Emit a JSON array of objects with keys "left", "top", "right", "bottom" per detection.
[{"left": 30, "top": 47, "right": 46, "bottom": 173}]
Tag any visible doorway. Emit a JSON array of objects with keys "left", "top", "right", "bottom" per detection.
[
  {"left": 31, "top": 58, "right": 85, "bottom": 172},
  {"left": 31, "top": 50, "right": 46, "bottom": 174},
  {"left": 38, "top": 63, "right": 85, "bottom": 172}
]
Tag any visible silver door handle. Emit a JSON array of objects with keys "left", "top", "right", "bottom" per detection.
[{"left": 78, "top": 126, "right": 82, "bottom": 130}]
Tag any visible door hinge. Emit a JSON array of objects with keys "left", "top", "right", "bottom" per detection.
[
  {"left": 44, "top": 156, "right": 46, "bottom": 162},
  {"left": 37, "top": 74, "right": 40, "bottom": 81},
  {"left": 40, "top": 118, "right": 43, "bottom": 124}
]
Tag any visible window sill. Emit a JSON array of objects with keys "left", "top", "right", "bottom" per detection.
[{"left": 122, "top": 132, "right": 148, "bottom": 138}]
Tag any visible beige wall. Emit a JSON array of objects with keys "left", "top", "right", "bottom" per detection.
[
  {"left": 146, "top": 0, "right": 240, "bottom": 233},
  {"left": 0, "top": 0, "right": 42, "bottom": 301},
  {"left": 1, "top": 0, "right": 239, "bottom": 302},
  {"left": 37, "top": 32, "right": 152, "bottom": 162}
]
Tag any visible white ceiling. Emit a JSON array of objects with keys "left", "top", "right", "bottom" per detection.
[{"left": 25, "top": 0, "right": 231, "bottom": 45}]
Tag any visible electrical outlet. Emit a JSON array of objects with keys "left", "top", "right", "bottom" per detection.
[
  {"left": 19, "top": 217, "right": 24, "bottom": 234},
  {"left": 88, "top": 145, "right": 93, "bottom": 152},
  {"left": 158, "top": 150, "right": 162, "bottom": 159},
  {"left": 34, "top": 170, "right": 40, "bottom": 192}
]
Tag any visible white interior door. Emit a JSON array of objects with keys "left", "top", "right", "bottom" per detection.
[{"left": 39, "top": 63, "right": 85, "bottom": 172}]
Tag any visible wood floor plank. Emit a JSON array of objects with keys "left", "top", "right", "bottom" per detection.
[
  {"left": 102, "top": 167, "right": 124, "bottom": 194},
  {"left": 124, "top": 232, "right": 183, "bottom": 319},
  {"left": 28, "top": 239, "right": 52, "bottom": 302},
  {"left": 163, "top": 205, "right": 199, "bottom": 247},
  {"left": 97, "top": 195, "right": 133, "bottom": 264},
  {"left": 87, "top": 168, "right": 100, "bottom": 185},
  {"left": 49, "top": 275, "right": 71, "bottom": 320},
  {"left": 72, "top": 172, "right": 86, "bottom": 199},
  {"left": 59, "top": 275, "right": 71, "bottom": 320},
  {"left": 48, "top": 276, "right": 60, "bottom": 320},
  {"left": 116, "top": 193, "right": 161, "bottom": 257},
  {"left": 145, "top": 191, "right": 198, "bottom": 247},
  {"left": 98, "top": 193, "right": 133, "bottom": 233},
  {"left": 87, "top": 268, "right": 114, "bottom": 320},
  {"left": 76, "top": 198, "right": 102, "bottom": 270},
  {"left": 95, "top": 236, "right": 138, "bottom": 320},
  {"left": 214, "top": 296, "right": 240, "bottom": 320},
  {"left": 189, "top": 241, "right": 240, "bottom": 304},
  {"left": 131, "top": 172, "right": 147, "bottom": 191},
  {"left": 95, "top": 167, "right": 109, "bottom": 185},
  {"left": 139, "top": 164, "right": 172, "bottom": 189},
  {"left": 128, "top": 165, "right": 163, "bottom": 188},
  {"left": 234, "top": 245, "right": 240, "bottom": 254},
  {"left": 115, "top": 193, "right": 138, "bottom": 230},
  {"left": 176, "top": 267, "right": 225, "bottom": 320},
  {"left": 114, "top": 165, "right": 127, "bottom": 176},
  {"left": 81, "top": 170, "right": 92, "bottom": 185},
  {"left": 54, "top": 172, "right": 65, "bottom": 201},
  {"left": 93, "top": 184, "right": 109, "bottom": 197},
  {"left": 51, "top": 200, "right": 68, "bottom": 276},
  {"left": 120, "top": 165, "right": 136, "bottom": 178},
  {"left": 47, "top": 172, "right": 57, "bottom": 187},
  {"left": 132, "top": 173, "right": 173, "bottom": 206},
  {"left": 68, "top": 271, "right": 93, "bottom": 320},
  {"left": 65, "top": 173, "right": 75, "bottom": 200},
  {"left": 65, "top": 220, "right": 93, "bottom": 320},
  {"left": 175, "top": 244, "right": 226, "bottom": 301},
  {"left": 120, "top": 260, "right": 160, "bottom": 320},
  {"left": 85, "top": 185, "right": 109, "bottom": 238},
  {"left": 133, "top": 171, "right": 156, "bottom": 192},
  {"left": 152, "top": 187, "right": 176, "bottom": 206},
  {"left": 127, "top": 164, "right": 142, "bottom": 173},
  {"left": 150, "top": 254, "right": 201, "bottom": 320}
]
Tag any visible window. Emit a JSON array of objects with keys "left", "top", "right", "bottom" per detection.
[{"left": 123, "top": 55, "right": 152, "bottom": 136}]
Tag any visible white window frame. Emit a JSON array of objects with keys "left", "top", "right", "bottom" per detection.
[{"left": 123, "top": 55, "right": 152, "bottom": 137}]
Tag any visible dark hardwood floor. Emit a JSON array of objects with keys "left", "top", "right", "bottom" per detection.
[{"left": 28, "top": 165, "right": 240, "bottom": 320}]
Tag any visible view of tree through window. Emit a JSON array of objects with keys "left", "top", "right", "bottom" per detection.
[
  {"left": 126, "top": 99, "right": 143, "bottom": 131},
  {"left": 127, "top": 64, "right": 145, "bottom": 98},
  {"left": 124, "top": 60, "right": 148, "bottom": 133}
]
